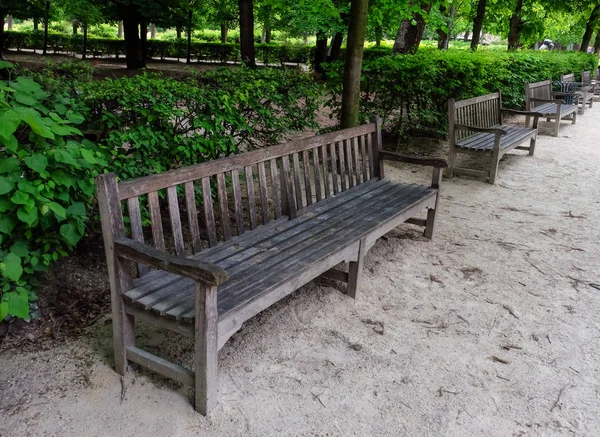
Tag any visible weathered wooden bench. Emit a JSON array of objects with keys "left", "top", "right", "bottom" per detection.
[
  {"left": 96, "top": 119, "right": 448, "bottom": 414},
  {"left": 524, "top": 79, "right": 579, "bottom": 137},
  {"left": 447, "top": 92, "right": 539, "bottom": 184},
  {"left": 581, "top": 70, "right": 600, "bottom": 97},
  {"left": 560, "top": 72, "right": 594, "bottom": 115}
]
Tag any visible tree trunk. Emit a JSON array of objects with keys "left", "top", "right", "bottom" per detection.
[
  {"left": 140, "top": 20, "right": 148, "bottom": 61},
  {"left": 314, "top": 31, "right": 328, "bottom": 74},
  {"left": 470, "top": 0, "right": 486, "bottom": 50},
  {"left": 82, "top": 25, "right": 88, "bottom": 59},
  {"left": 392, "top": 3, "right": 432, "bottom": 55},
  {"left": 436, "top": 5, "right": 454, "bottom": 50},
  {"left": 72, "top": 22, "right": 78, "bottom": 35},
  {"left": 220, "top": 22, "right": 228, "bottom": 43},
  {"left": 265, "top": 28, "right": 272, "bottom": 43},
  {"left": 594, "top": 29, "right": 600, "bottom": 54},
  {"left": 327, "top": 32, "right": 344, "bottom": 62},
  {"left": 150, "top": 23, "right": 156, "bottom": 39},
  {"left": 123, "top": 16, "right": 144, "bottom": 69},
  {"left": 238, "top": 0, "right": 255, "bottom": 66},
  {"left": 463, "top": 31, "right": 470, "bottom": 41},
  {"left": 303, "top": 33, "right": 308, "bottom": 44},
  {"left": 42, "top": 0, "right": 50, "bottom": 55},
  {"left": 7, "top": 15, "right": 13, "bottom": 30},
  {"left": 375, "top": 25, "right": 382, "bottom": 47},
  {"left": 0, "top": 12, "right": 5, "bottom": 60},
  {"left": 176, "top": 26, "right": 182, "bottom": 40},
  {"left": 580, "top": 4, "right": 600, "bottom": 52},
  {"left": 118, "top": 21, "right": 123, "bottom": 38},
  {"left": 34, "top": 18, "right": 39, "bottom": 31},
  {"left": 340, "top": 0, "right": 369, "bottom": 129},
  {"left": 187, "top": 9, "right": 192, "bottom": 63},
  {"left": 507, "top": 0, "right": 524, "bottom": 50}
]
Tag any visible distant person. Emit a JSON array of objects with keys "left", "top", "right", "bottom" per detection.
[
  {"left": 539, "top": 39, "right": 554, "bottom": 50},
  {"left": 587, "top": 47, "right": 594, "bottom": 54}
]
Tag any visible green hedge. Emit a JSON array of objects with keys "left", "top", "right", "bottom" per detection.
[{"left": 326, "top": 49, "right": 599, "bottom": 137}]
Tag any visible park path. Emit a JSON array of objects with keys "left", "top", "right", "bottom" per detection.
[{"left": 1, "top": 105, "right": 599, "bottom": 437}]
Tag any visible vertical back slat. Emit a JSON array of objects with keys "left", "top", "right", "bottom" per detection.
[
  {"left": 184, "top": 182, "right": 202, "bottom": 254},
  {"left": 345, "top": 139, "right": 355, "bottom": 188},
  {"left": 127, "top": 196, "right": 148, "bottom": 276},
  {"left": 231, "top": 169, "right": 245, "bottom": 236},
  {"left": 167, "top": 186, "right": 185, "bottom": 256},
  {"left": 366, "top": 134, "right": 374, "bottom": 179},
  {"left": 320, "top": 146, "right": 331, "bottom": 199},
  {"left": 352, "top": 136, "right": 361, "bottom": 184},
  {"left": 201, "top": 177, "right": 217, "bottom": 247},
  {"left": 292, "top": 152, "right": 303, "bottom": 209},
  {"left": 302, "top": 149, "right": 313, "bottom": 206},
  {"left": 269, "top": 158, "right": 282, "bottom": 219},
  {"left": 244, "top": 165, "right": 257, "bottom": 230},
  {"left": 148, "top": 191, "right": 165, "bottom": 251},
  {"left": 312, "top": 148, "right": 322, "bottom": 202},
  {"left": 216, "top": 173, "right": 232, "bottom": 241},
  {"left": 330, "top": 142, "right": 339, "bottom": 194},
  {"left": 337, "top": 140, "right": 347, "bottom": 191},
  {"left": 257, "top": 161, "right": 270, "bottom": 224},
  {"left": 359, "top": 135, "right": 368, "bottom": 182},
  {"left": 280, "top": 155, "right": 296, "bottom": 218}
]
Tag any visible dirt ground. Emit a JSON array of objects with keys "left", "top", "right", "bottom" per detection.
[{"left": 1, "top": 105, "right": 600, "bottom": 437}]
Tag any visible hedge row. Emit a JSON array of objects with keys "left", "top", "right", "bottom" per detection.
[
  {"left": 326, "top": 49, "right": 599, "bottom": 137},
  {"left": 3, "top": 31, "right": 395, "bottom": 66}
]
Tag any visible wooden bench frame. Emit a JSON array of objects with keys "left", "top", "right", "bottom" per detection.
[
  {"left": 97, "top": 119, "right": 448, "bottom": 415},
  {"left": 447, "top": 92, "right": 540, "bottom": 184},
  {"left": 525, "top": 79, "right": 579, "bottom": 137},
  {"left": 581, "top": 70, "right": 600, "bottom": 97},
  {"left": 559, "top": 72, "right": 594, "bottom": 115}
]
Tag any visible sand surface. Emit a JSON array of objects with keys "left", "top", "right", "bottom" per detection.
[{"left": 1, "top": 106, "right": 599, "bottom": 437}]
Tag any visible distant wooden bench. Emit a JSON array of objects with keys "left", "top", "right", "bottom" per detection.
[
  {"left": 581, "top": 70, "right": 600, "bottom": 97},
  {"left": 524, "top": 79, "right": 578, "bottom": 137},
  {"left": 560, "top": 72, "right": 594, "bottom": 115},
  {"left": 96, "top": 120, "right": 448, "bottom": 414},
  {"left": 447, "top": 92, "right": 539, "bottom": 184}
]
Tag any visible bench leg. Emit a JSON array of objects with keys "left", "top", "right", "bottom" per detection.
[
  {"left": 489, "top": 151, "right": 500, "bottom": 185},
  {"left": 525, "top": 115, "right": 531, "bottom": 128},
  {"left": 195, "top": 283, "right": 218, "bottom": 415},
  {"left": 553, "top": 118, "right": 560, "bottom": 137},
  {"left": 529, "top": 134, "right": 537, "bottom": 156},
  {"left": 571, "top": 111, "right": 577, "bottom": 125},
  {"left": 446, "top": 148, "right": 457, "bottom": 179},
  {"left": 347, "top": 238, "right": 367, "bottom": 299},
  {"left": 112, "top": 296, "right": 135, "bottom": 376}
]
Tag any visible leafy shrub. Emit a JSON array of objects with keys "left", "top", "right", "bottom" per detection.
[
  {"left": 0, "top": 62, "right": 105, "bottom": 322},
  {"left": 325, "top": 50, "right": 599, "bottom": 137},
  {"left": 78, "top": 68, "right": 323, "bottom": 180}
]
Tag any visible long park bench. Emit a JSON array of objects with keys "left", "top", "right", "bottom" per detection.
[
  {"left": 559, "top": 72, "right": 594, "bottom": 115},
  {"left": 581, "top": 70, "right": 600, "bottom": 97},
  {"left": 96, "top": 119, "right": 448, "bottom": 414},
  {"left": 447, "top": 92, "right": 539, "bottom": 184},
  {"left": 525, "top": 79, "right": 579, "bottom": 137}
]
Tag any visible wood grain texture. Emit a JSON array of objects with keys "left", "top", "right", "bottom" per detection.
[
  {"left": 201, "top": 177, "right": 217, "bottom": 247},
  {"left": 184, "top": 182, "right": 203, "bottom": 254},
  {"left": 195, "top": 282, "right": 218, "bottom": 415},
  {"left": 148, "top": 191, "right": 165, "bottom": 251},
  {"left": 127, "top": 196, "right": 149, "bottom": 276},
  {"left": 244, "top": 166, "right": 257, "bottom": 230},
  {"left": 231, "top": 169, "right": 245, "bottom": 236},
  {"left": 167, "top": 186, "right": 185, "bottom": 256},
  {"left": 270, "top": 158, "right": 282, "bottom": 219},
  {"left": 216, "top": 173, "right": 232, "bottom": 241},
  {"left": 257, "top": 161, "right": 270, "bottom": 224}
]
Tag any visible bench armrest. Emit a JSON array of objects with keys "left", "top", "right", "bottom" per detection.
[
  {"left": 455, "top": 124, "right": 506, "bottom": 135},
  {"left": 379, "top": 151, "right": 449, "bottom": 168},
  {"left": 501, "top": 108, "right": 541, "bottom": 117},
  {"left": 530, "top": 97, "right": 565, "bottom": 104},
  {"left": 115, "top": 238, "right": 228, "bottom": 286},
  {"left": 552, "top": 92, "right": 581, "bottom": 103}
]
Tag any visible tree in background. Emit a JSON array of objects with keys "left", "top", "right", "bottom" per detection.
[
  {"left": 238, "top": 0, "right": 255, "bottom": 66},
  {"left": 392, "top": 1, "right": 432, "bottom": 54},
  {"left": 470, "top": 0, "right": 487, "bottom": 49},
  {"left": 580, "top": 3, "right": 600, "bottom": 52},
  {"left": 63, "top": 0, "right": 102, "bottom": 59}
]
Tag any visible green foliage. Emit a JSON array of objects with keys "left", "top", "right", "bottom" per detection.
[
  {"left": 325, "top": 50, "right": 599, "bottom": 137},
  {"left": 77, "top": 69, "right": 323, "bottom": 180},
  {"left": 0, "top": 62, "right": 105, "bottom": 322}
]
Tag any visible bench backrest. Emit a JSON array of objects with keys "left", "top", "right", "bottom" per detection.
[
  {"left": 97, "top": 122, "right": 383, "bottom": 275},
  {"left": 448, "top": 92, "right": 502, "bottom": 141},
  {"left": 524, "top": 79, "right": 552, "bottom": 110},
  {"left": 582, "top": 70, "right": 592, "bottom": 84},
  {"left": 560, "top": 73, "right": 575, "bottom": 83}
]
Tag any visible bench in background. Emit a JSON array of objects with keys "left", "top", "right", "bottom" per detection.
[
  {"left": 560, "top": 72, "right": 594, "bottom": 115},
  {"left": 525, "top": 79, "right": 578, "bottom": 137}
]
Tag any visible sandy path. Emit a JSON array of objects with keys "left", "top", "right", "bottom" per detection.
[{"left": 1, "top": 106, "right": 599, "bottom": 437}]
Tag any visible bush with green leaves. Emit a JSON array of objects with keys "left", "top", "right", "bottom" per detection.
[
  {"left": 325, "top": 50, "right": 599, "bottom": 137},
  {"left": 0, "top": 62, "right": 105, "bottom": 322},
  {"left": 79, "top": 68, "right": 323, "bottom": 180}
]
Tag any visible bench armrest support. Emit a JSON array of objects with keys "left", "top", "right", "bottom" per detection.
[
  {"left": 529, "top": 97, "right": 565, "bottom": 104},
  {"left": 379, "top": 151, "right": 449, "bottom": 168},
  {"left": 454, "top": 124, "right": 506, "bottom": 136},
  {"left": 501, "top": 108, "right": 540, "bottom": 117},
  {"left": 115, "top": 238, "right": 228, "bottom": 286}
]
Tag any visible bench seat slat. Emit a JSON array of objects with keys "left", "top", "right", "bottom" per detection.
[{"left": 456, "top": 124, "right": 536, "bottom": 151}]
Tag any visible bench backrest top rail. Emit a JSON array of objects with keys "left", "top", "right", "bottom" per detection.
[
  {"left": 525, "top": 79, "right": 553, "bottom": 105},
  {"left": 118, "top": 123, "right": 377, "bottom": 201},
  {"left": 560, "top": 73, "right": 575, "bottom": 82}
]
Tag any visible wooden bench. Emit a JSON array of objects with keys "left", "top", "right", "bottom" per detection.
[
  {"left": 524, "top": 79, "right": 579, "bottom": 137},
  {"left": 96, "top": 119, "right": 448, "bottom": 414},
  {"left": 560, "top": 72, "right": 594, "bottom": 115},
  {"left": 581, "top": 70, "right": 600, "bottom": 97},
  {"left": 447, "top": 92, "right": 539, "bottom": 184}
]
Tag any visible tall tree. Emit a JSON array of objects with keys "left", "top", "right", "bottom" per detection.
[
  {"left": 0, "top": 0, "right": 28, "bottom": 60},
  {"left": 470, "top": 0, "right": 487, "bottom": 49},
  {"left": 340, "top": 0, "right": 369, "bottom": 128},
  {"left": 392, "top": 2, "right": 432, "bottom": 55},
  {"left": 436, "top": 4, "right": 455, "bottom": 50},
  {"left": 238, "top": 0, "right": 255, "bottom": 66},
  {"left": 64, "top": 0, "right": 102, "bottom": 60},
  {"left": 580, "top": 3, "right": 600, "bottom": 52},
  {"left": 507, "top": 0, "right": 524, "bottom": 50}
]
